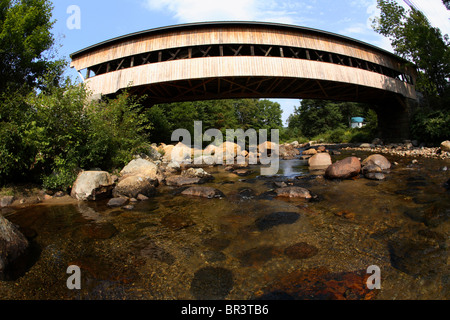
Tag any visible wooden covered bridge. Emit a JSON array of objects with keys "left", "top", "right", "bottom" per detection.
[{"left": 70, "top": 21, "right": 418, "bottom": 140}]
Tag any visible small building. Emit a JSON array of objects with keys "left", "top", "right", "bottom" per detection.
[{"left": 350, "top": 117, "right": 365, "bottom": 128}]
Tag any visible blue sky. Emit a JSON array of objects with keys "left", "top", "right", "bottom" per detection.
[{"left": 51, "top": 0, "right": 450, "bottom": 125}]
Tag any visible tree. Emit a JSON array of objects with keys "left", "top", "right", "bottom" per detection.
[
  {"left": 443, "top": 0, "right": 450, "bottom": 10},
  {"left": 372, "top": 0, "right": 450, "bottom": 101},
  {"left": 0, "top": 0, "right": 62, "bottom": 93}
]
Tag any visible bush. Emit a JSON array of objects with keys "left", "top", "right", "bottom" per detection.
[{"left": 411, "top": 109, "right": 450, "bottom": 144}]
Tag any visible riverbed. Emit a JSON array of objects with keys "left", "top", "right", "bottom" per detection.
[{"left": 0, "top": 149, "right": 448, "bottom": 300}]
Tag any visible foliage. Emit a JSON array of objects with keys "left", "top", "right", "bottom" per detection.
[
  {"left": 286, "top": 99, "right": 377, "bottom": 139},
  {"left": 410, "top": 109, "right": 450, "bottom": 143},
  {"left": 0, "top": 0, "right": 64, "bottom": 93},
  {"left": 372, "top": 0, "right": 450, "bottom": 100}
]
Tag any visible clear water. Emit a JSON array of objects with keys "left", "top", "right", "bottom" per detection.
[{"left": 1, "top": 150, "right": 448, "bottom": 300}]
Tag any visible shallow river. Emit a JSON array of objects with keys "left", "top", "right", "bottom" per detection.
[{"left": 1, "top": 150, "right": 449, "bottom": 300}]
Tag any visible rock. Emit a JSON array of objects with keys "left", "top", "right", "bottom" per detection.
[
  {"left": 190, "top": 267, "right": 234, "bottom": 300},
  {"left": 120, "top": 158, "right": 158, "bottom": 180},
  {"left": 256, "top": 267, "right": 377, "bottom": 300},
  {"left": 371, "top": 138, "right": 383, "bottom": 146},
  {"left": 80, "top": 222, "right": 118, "bottom": 239},
  {"left": 181, "top": 186, "right": 225, "bottom": 199},
  {"left": 365, "top": 172, "right": 386, "bottom": 181},
  {"left": 238, "top": 246, "right": 279, "bottom": 266},
  {"left": 233, "top": 169, "right": 253, "bottom": 177},
  {"left": 290, "top": 141, "right": 299, "bottom": 147},
  {"left": 334, "top": 210, "right": 356, "bottom": 219},
  {"left": 317, "top": 146, "right": 326, "bottom": 152},
  {"left": 137, "top": 194, "right": 149, "bottom": 201},
  {"left": 255, "top": 212, "right": 300, "bottom": 230},
  {"left": 308, "top": 153, "right": 332, "bottom": 168},
  {"left": 181, "top": 168, "right": 213, "bottom": 181},
  {"left": 388, "top": 239, "right": 447, "bottom": 277},
  {"left": 361, "top": 154, "right": 391, "bottom": 170},
  {"left": 361, "top": 164, "right": 383, "bottom": 175},
  {"left": 284, "top": 242, "right": 318, "bottom": 259},
  {"left": 325, "top": 157, "right": 361, "bottom": 179},
  {"left": 0, "top": 215, "right": 29, "bottom": 280},
  {"left": 0, "top": 196, "right": 14, "bottom": 208},
  {"left": 107, "top": 197, "right": 128, "bottom": 207},
  {"left": 359, "top": 143, "right": 373, "bottom": 148},
  {"left": 274, "top": 186, "right": 312, "bottom": 199},
  {"left": 440, "top": 140, "right": 450, "bottom": 152},
  {"left": 71, "top": 171, "right": 115, "bottom": 201},
  {"left": 279, "top": 144, "right": 300, "bottom": 160},
  {"left": 165, "top": 176, "right": 203, "bottom": 186},
  {"left": 219, "top": 141, "right": 242, "bottom": 159},
  {"left": 113, "top": 175, "right": 157, "bottom": 198},
  {"left": 302, "top": 148, "right": 317, "bottom": 155},
  {"left": 122, "top": 205, "right": 135, "bottom": 210}
]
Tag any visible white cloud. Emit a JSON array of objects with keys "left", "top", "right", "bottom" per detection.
[{"left": 143, "top": 0, "right": 309, "bottom": 24}]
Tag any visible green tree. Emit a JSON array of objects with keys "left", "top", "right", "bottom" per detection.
[
  {"left": 0, "top": 0, "right": 63, "bottom": 93},
  {"left": 372, "top": 0, "right": 450, "bottom": 100}
]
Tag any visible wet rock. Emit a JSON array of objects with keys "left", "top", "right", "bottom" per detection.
[
  {"left": 139, "top": 240, "right": 175, "bottom": 265},
  {"left": 238, "top": 246, "right": 279, "bottom": 266},
  {"left": 256, "top": 267, "right": 376, "bottom": 300},
  {"left": 325, "top": 157, "right": 361, "bottom": 179},
  {"left": 334, "top": 210, "right": 356, "bottom": 219},
  {"left": 190, "top": 266, "right": 234, "bottom": 300},
  {"left": 202, "top": 237, "right": 231, "bottom": 251},
  {"left": 388, "top": 239, "right": 447, "bottom": 277},
  {"left": 237, "top": 188, "right": 256, "bottom": 200},
  {"left": 165, "top": 175, "right": 203, "bottom": 186},
  {"left": 370, "top": 227, "right": 400, "bottom": 240},
  {"left": 284, "top": 242, "right": 318, "bottom": 259},
  {"left": 71, "top": 171, "right": 115, "bottom": 201},
  {"left": 0, "top": 215, "right": 29, "bottom": 280},
  {"left": 107, "top": 197, "right": 128, "bottom": 207},
  {"left": 404, "top": 205, "right": 449, "bottom": 227},
  {"left": 161, "top": 212, "right": 196, "bottom": 230},
  {"left": 364, "top": 172, "right": 386, "bottom": 181},
  {"left": 279, "top": 144, "right": 300, "bottom": 160},
  {"left": 80, "top": 222, "right": 119, "bottom": 240},
  {"left": 114, "top": 175, "right": 157, "bottom": 199},
  {"left": 255, "top": 212, "right": 300, "bottom": 231},
  {"left": 361, "top": 164, "right": 383, "bottom": 175},
  {"left": 181, "top": 186, "right": 225, "bottom": 199},
  {"left": 0, "top": 196, "right": 14, "bottom": 208},
  {"left": 203, "top": 250, "right": 227, "bottom": 262},
  {"left": 274, "top": 186, "right": 312, "bottom": 199},
  {"left": 302, "top": 148, "right": 317, "bottom": 155},
  {"left": 181, "top": 168, "right": 214, "bottom": 181},
  {"left": 233, "top": 169, "right": 254, "bottom": 177},
  {"left": 122, "top": 205, "right": 134, "bottom": 210},
  {"left": 137, "top": 194, "right": 149, "bottom": 201},
  {"left": 361, "top": 154, "right": 391, "bottom": 171}
]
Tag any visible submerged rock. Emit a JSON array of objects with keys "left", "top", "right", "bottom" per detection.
[
  {"left": 255, "top": 212, "right": 300, "bottom": 231},
  {"left": 325, "top": 157, "right": 361, "bottom": 179},
  {"left": 190, "top": 266, "right": 234, "bottom": 300},
  {"left": 165, "top": 175, "right": 203, "bottom": 186},
  {"left": 274, "top": 186, "right": 312, "bottom": 199},
  {"left": 181, "top": 186, "right": 225, "bottom": 199},
  {"left": 284, "top": 242, "right": 318, "bottom": 260},
  {"left": 364, "top": 172, "right": 386, "bottom": 181},
  {"left": 256, "top": 267, "right": 377, "bottom": 300}
]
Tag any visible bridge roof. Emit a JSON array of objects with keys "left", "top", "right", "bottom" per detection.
[{"left": 70, "top": 21, "right": 403, "bottom": 62}]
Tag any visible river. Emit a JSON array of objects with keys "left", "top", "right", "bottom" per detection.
[{"left": 0, "top": 149, "right": 448, "bottom": 300}]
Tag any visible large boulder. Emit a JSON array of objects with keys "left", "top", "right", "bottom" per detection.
[
  {"left": 113, "top": 175, "right": 157, "bottom": 198},
  {"left": 361, "top": 154, "right": 391, "bottom": 171},
  {"left": 71, "top": 171, "right": 115, "bottom": 201},
  {"left": 0, "top": 196, "right": 14, "bottom": 208},
  {"left": 0, "top": 215, "right": 29, "bottom": 280},
  {"left": 120, "top": 158, "right": 158, "bottom": 180},
  {"left": 308, "top": 153, "right": 332, "bottom": 168},
  {"left": 325, "top": 157, "right": 361, "bottom": 179},
  {"left": 274, "top": 186, "right": 312, "bottom": 199},
  {"left": 440, "top": 140, "right": 450, "bottom": 152}
]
